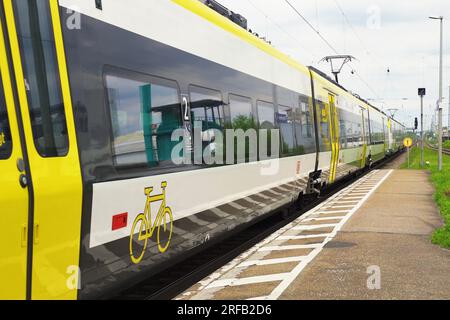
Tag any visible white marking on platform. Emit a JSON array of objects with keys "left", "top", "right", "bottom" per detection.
[
  {"left": 277, "top": 233, "right": 332, "bottom": 240},
  {"left": 206, "top": 273, "right": 289, "bottom": 289},
  {"left": 259, "top": 244, "right": 321, "bottom": 251},
  {"left": 339, "top": 197, "right": 364, "bottom": 200},
  {"left": 334, "top": 200, "right": 360, "bottom": 204},
  {"left": 247, "top": 296, "right": 269, "bottom": 300},
  {"left": 328, "top": 205, "right": 357, "bottom": 209},
  {"left": 315, "top": 210, "right": 349, "bottom": 214},
  {"left": 238, "top": 256, "right": 307, "bottom": 267},
  {"left": 304, "top": 216, "right": 344, "bottom": 222},
  {"left": 292, "top": 223, "right": 338, "bottom": 231}
]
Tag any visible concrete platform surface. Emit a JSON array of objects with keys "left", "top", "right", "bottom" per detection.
[{"left": 281, "top": 169, "right": 450, "bottom": 300}]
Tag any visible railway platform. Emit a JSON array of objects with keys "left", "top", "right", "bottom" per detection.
[{"left": 177, "top": 156, "right": 450, "bottom": 300}]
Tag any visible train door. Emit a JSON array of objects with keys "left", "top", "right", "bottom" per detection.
[
  {"left": 327, "top": 94, "right": 339, "bottom": 183},
  {"left": 2, "top": 0, "right": 83, "bottom": 299},
  {"left": 360, "top": 107, "right": 368, "bottom": 167},
  {"left": 382, "top": 117, "right": 388, "bottom": 154},
  {"left": 387, "top": 118, "right": 393, "bottom": 153},
  {"left": 0, "top": 11, "right": 29, "bottom": 300}
]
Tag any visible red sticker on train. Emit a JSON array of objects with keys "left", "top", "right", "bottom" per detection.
[{"left": 112, "top": 212, "right": 128, "bottom": 231}]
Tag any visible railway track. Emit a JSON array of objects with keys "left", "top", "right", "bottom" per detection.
[
  {"left": 426, "top": 142, "right": 450, "bottom": 155},
  {"left": 109, "top": 152, "right": 404, "bottom": 300}
]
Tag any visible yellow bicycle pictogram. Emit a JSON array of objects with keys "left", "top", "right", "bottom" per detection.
[{"left": 129, "top": 181, "right": 174, "bottom": 264}]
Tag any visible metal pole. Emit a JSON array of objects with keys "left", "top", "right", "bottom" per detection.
[
  {"left": 439, "top": 107, "right": 443, "bottom": 169},
  {"left": 438, "top": 17, "right": 443, "bottom": 171},
  {"left": 408, "top": 146, "right": 410, "bottom": 168},
  {"left": 421, "top": 95, "right": 424, "bottom": 167}
]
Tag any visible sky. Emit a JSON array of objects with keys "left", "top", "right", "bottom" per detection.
[{"left": 218, "top": 0, "right": 450, "bottom": 130}]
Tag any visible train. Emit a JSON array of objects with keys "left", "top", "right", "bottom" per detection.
[{"left": 0, "top": 0, "right": 406, "bottom": 300}]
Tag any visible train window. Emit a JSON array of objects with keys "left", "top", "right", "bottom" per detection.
[
  {"left": 364, "top": 114, "right": 371, "bottom": 144},
  {"left": 257, "top": 101, "right": 275, "bottom": 129},
  {"left": 277, "top": 105, "right": 297, "bottom": 156},
  {"left": 339, "top": 117, "right": 348, "bottom": 148},
  {"left": 370, "top": 113, "right": 384, "bottom": 145},
  {"left": 316, "top": 101, "right": 331, "bottom": 152},
  {"left": 300, "top": 100, "right": 312, "bottom": 138},
  {"left": 13, "top": 0, "right": 69, "bottom": 157},
  {"left": 105, "top": 72, "right": 182, "bottom": 168},
  {"left": 189, "top": 86, "right": 224, "bottom": 164},
  {"left": 189, "top": 86, "right": 224, "bottom": 130},
  {"left": 228, "top": 95, "right": 256, "bottom": 163},
  {"left": 0, "top": 74, "right": 12, "bottom": 159},
  {"left": 229, "top": 94, "right": 255, "bottom": 130},
  {"left": 338, "top": 108, "right": 364, "bottom": 149}
]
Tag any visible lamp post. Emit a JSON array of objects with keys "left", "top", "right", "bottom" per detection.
[
  {"left": 429, "top": 16, "right": 444, "bottom": 171},
  {"left": 418, "top": 88, "right": 426, "bottom": 167}
]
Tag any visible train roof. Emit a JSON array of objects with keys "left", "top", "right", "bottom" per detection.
[{"left": 308, "top": 66, "right": 405, "bottom": 126}]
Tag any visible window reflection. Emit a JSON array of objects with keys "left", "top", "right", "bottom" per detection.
[
  {"left": 14, "top": 0, "right": 68, "bottom": 157},
  {"left": 190, "top": 86, "right": 224, "bottom": 131},
  {"left": 229, "top": 95, "right": 254, "bottom": 130},
  {"left": 257, "top": 101, "right": 275, "bottom": 129},
  {"left": 0, "top": 74, "right": 12, "bottom": 159},
  {"left": 277, "top": 105, "right": 297, "bottom": 156},
  {"left": 106, "top": 73, "right": 182, "bottom": 167},
  {"left": 189, "top": 86, "right": 224, "bottom": 164}
]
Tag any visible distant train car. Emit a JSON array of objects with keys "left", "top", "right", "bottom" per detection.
[{"left": 0, "top": 0, "right": 405, "bottom": 299}]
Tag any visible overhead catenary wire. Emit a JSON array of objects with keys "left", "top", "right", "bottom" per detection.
[
  {"left": 332, "top": 0, "right": 386, "bottom": 101},
  {"left": 245, "top": 0, "right": 320, "bottom": 62},
  {"left": 283, "top": 0, "right": 339, "bottom": 55},
  {"left": 332, "top": 0, "right": 385, "bottom": 68},
  {"left": 283, "top": 0, "right": 381, "bottom": 100}
]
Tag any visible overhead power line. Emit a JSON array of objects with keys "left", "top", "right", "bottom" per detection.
[
  {"left": 351, "top": 68, "right": 382, "bottom": 100},
  {"left": 332, "top": 0, "right": 386, "bottom": 71},
  {"left": 246, "top": 0, "right": 320, "bottom": 61},
  {"left": 257, "top": 0, "right": 381, "bottom": 101},
  {"left": 283, "top": 0, "right": 339, "bottom": 55}
]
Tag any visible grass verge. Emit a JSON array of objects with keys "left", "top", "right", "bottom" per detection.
[{"left": 401, "top": 147, "right": 450, "bottom": 248}]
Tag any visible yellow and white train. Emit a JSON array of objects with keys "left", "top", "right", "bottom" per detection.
[{"left": 0, "top": 0, "right": 405, "bottom": 299}]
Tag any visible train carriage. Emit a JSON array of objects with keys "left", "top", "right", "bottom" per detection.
[{"left": 0, "top": 0, "right": 405, "bottom": 299}]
